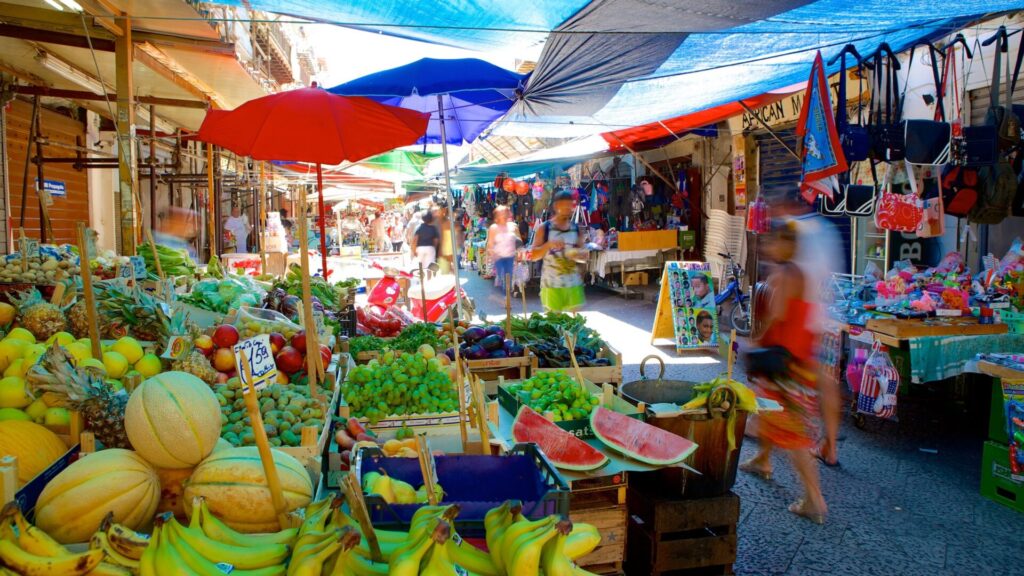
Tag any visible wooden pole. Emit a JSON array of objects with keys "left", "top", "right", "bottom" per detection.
[
  {"left": 259, "top": 162, "right": 267, "bottom": 274},
  {"left": 343, "top": 473, "right": 381, "bottom": 562},
  {"left": 418, "top": 263, "right": 428, "bottom": 321},
  {"left": 297, "top": 194, "right": 324, "bottom": 405},
  {"left": 239, "top": 350, "right": 291, "bottom": 530},
  {"left": 726, "top": 329, "right": 737, "bottom": 383},
  {"left": 471, "top": 375, "right": 490, "bottom": 455},
  {"left": 76, "top": 223, "right": 102, "bottom": 360},
  {"left": 415, "top": 434, "right": 439, "bottom": 505},
  {"left": 564, "top": 331, "right": 587, "bottom": 392},
  {"left": 449, "top": 314, "right": 469, "bottom": 450},
  {"left": 206, "top": 144, "right": 217, "bottom": 261}
]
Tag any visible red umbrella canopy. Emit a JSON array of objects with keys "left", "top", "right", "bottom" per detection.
[{"left": 198, "top": 87, "right": 429, "bottom": 164}]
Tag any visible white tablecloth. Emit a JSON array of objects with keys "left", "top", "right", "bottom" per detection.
[{"left": 589, "top": 248, "right": 675, "bottom": 278}]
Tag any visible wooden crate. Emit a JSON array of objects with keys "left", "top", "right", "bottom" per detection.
[
  {"left": 625, "top": 490, "right": 739, "bottom": 576},
  {"left": 276, "top": 373, "right": 339, "bottom": 484},
  {"left": 464, "top": 352, "right": 534, "bottom": 392},
  {"left": 535, "top": 342, "right": 623, "bottom": 385},
  {"left": 568, "top": 472, "right": 628, "bottom": 574},
  {"left": 624, "top": 271, "right": 649, "bottom": 286},
  {"left": 865, "top": 317, "right": 1007, "bottom": 339}
]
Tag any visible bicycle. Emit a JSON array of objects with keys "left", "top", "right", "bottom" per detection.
[{"left": 715, "top": 252, "right": 752, "bottom": 336}]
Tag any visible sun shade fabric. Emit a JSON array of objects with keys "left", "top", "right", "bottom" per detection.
[
  {"left": 196, "top": 87, "right": 429, "bottom": 164},
  {"left": 329, "top": 58, "right": 528, "bottom": 145}
]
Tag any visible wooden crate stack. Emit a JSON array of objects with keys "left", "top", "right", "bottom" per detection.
[
  {"left": 566, "top": 472, "right": 628, "bottom": 575},
  {"left": 625, "top": 483, "right": 740, "bottom": 576}
]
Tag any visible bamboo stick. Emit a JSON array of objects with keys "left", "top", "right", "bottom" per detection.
[
  {"left": 76, "top": 223, "right": 102, "bottom": 360},
  {"left": 239, "top": 350, "right": 290, "bottom": 530}
]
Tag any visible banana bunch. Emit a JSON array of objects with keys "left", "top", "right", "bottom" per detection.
[
  {"left": 486, "top": 501, "right": 603, "bottom": 576},
  {"left": 89, "top": 513, "right": 151, "bottom": 573},
  {"left": 0, "top": 502, "right": 112, "bottom": 576}
]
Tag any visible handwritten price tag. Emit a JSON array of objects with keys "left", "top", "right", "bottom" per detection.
[
  {"left": 19, "top": 237, "right": 39, "bottom": 259},
  {"left": 130, "top": 256, "right": 146, "bottom": 279},
  {"left": 233, "top": 334, "right": 278, "bottom": 394},
  {"left": 119, "top": 261, "right": 135, "bottom": 279}
]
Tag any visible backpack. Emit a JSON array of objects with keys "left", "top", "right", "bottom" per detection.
[{"left": 969, "top": 28, "right": 1016, "bottom": 224}]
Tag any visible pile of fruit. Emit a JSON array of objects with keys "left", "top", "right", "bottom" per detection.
[
  {"left": 0, "top": 245, "right": 78, "bottom": 285},
  {"left": 450, "top": 324, "right": 526, "bottom": 361},
  {"left": 214, "top": 378, "right": 325, "bottom": 448},
  {"left": 197, "top": 324, "right": 330, "bottom": 384},
  {"left": 343, "top": 350, "right": 458, "bottom": 424},
  {"left": 505, "top": 371, "right": 601, "bottom": 422},
  {"left": 335, "top": 419, "right": 429, "bottom": 471},
  {"left": 362, "top": 470, "right": 443, "bottom": 505}
]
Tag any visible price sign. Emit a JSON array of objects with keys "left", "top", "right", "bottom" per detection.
[
  {"left": 130, "top": 256, "right": 146, "bottom": 279},
  {"left": 233, "top": 334, "right": 278, "bottom": 394},
  {"left": 19, "top": 236, "right": 39, "bottom": 259},
  {"left": 119, "top": 261, "right": 135, "bottom": 280},
  {"left": 161, "top": 335, "right": 191, "bottom": 360}
]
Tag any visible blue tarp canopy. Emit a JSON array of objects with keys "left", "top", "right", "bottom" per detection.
[{"left": 216, "top": 1, "right": 1024, "bottom": 137}]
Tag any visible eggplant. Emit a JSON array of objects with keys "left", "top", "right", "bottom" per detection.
[
  {"left": 445, "top": 347, "right": 456, "bottom": 361},
  {"left": 479, "top": 334, "right": 504, "bottom": 351},
  {"left": 485, "top": 325, "right": 506, "bottom": 340},
  {"left": 489, "top": 349, "right": 508, "bottom": 359},
  {"left": 505, "top": 343, "right": 525, "bottom": 357},
  {"left": 462, "top": 326, "right": 487, "bottom": 344},
  {"left": 466, "top": 344, "right": 489, "bottom": 360}
]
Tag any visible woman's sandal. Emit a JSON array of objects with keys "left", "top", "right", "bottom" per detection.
[
  {"left": 788, "top": 499, "right": 826, "bottom": 525},
  {"left": 738, "top": 460, "right": 773, "bottom": 481}
]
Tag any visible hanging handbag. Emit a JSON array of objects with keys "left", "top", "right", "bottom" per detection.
[
  {"left": 874, "top": 164, "right": 922, "bottom": 233},
  {"left": 857, "top": 341, "right": 899, "bottom": 421},
  {"left": 970, "top": 29, "right": 1016, "bottom": 224},
  {"left": 941, "top": 164, "right": 980, "bottom": 217},
  {"left": 903, "top": 43, "right": 951, "bottom": 165},
  {"left": 845, "top": 160, "right": 878, "bottom": 217},
  {"left": 944, "top": 42, "right": 1000, "bottom": 168},
  {"left": 836, "top": 52, "right": 870, "bottom": 162},
  {"left": 868, "top": 44, "right": 905, "bottom": 162},
  {"left": 906, "top": 162, "right": 945, "bottom": 238}
]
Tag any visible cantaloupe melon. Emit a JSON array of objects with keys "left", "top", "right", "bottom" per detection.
[
  {"left": 183, "top": 446, "right": 312, "bottom": 533},
  {"left": 154, "top": 466, "right": 195, "bottom": 520},
  {"left": 35, "top": 448, "right": 160, "bottom": 543},
  {"left": 124, "top": 371, "right": 221, "bottom": 469},
  {"left": 0, "top": 420, "right": 67, "bottom": 485}
]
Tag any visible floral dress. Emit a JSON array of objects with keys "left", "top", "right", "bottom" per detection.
[{"left": 539, "top": 221, "right": 585, "bottom": 312}]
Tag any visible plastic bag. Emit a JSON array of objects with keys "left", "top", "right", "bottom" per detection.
[
  {"left": 233, "top": 306, "right": 302, "bottom": 340},
  {"left": 856, "top": 342, "right": 899, "bottom": 420}
]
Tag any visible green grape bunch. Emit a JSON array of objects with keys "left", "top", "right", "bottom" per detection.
[
  {"left": 506, "top": 370, "right": 600, "bottom": 422},
  {"left": 343, "top": 350, "right": 458, "bottom": 424}
]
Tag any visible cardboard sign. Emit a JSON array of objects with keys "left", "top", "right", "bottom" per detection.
[
  {"left": 118, "top": 261, "right": 135, "bottom": 280},
  {"left": 18, "top": 236, "right": 39, "bottom": 259},
  {"left": 161, "top": 335, "right": 192, "bottom": 360},
  {"left": 652, "top": 261, "right": 719, "bottom": 352},
  {"left": 234, "top": 334, "right": 278, "bottom": 393}
]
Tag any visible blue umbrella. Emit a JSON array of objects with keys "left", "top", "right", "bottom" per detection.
[{"left": 329, "top": 58, "right": 527, "bottom": 319}]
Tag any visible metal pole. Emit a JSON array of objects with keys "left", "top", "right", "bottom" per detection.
[
  {"left": 317, "top": 163, "right": 328, "bottom": 278},
  {"left": 18, "top": 97, "right": 39, "bottom": 229},
  {"left": 437, "top": 94, "right": 462, "bottom": 320},
  {"left": 149, "top": 104, "right": 157, "bottom": 235}
]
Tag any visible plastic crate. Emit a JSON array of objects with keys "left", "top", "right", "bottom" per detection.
[
  {"left": 1000, "top": 310, "right": 1024, "bottom": 335},
  {"left": 980, "top": 441, "right": 1024, "bottom": 514},
  {"left": 352, "top": 444, "right": 569, "bottom": 536}
]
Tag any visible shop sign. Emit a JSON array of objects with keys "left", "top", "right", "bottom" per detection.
[
  {"left": 741, "top": 71, "right": 868, "bottom": 132},
  {"left": 35, "top": 179, "right": 66, "bottom": 197}
]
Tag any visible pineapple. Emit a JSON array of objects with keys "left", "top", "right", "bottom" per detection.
[
  {"left": 26, "top": 345, "right": 130, "bottom": 449},
  {"left": 171, "top": 349, "right": 218, "bottom": 385},
  {"left": 66, "top": 299, "right": 90, "bottom": 338},
  {"left": 95, "top": 282, "right": 196, "bottom": 347},
  {"left": 13, "top": 289, "right": 67, "bottom": 341}
]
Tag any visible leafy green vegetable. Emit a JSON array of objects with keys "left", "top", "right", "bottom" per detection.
[
  {"left": 387, "top": 323, "right": 444, "bottom": 354},
  {"left": 349, "top": 335, "right": 387, "bottom": 356},
  {"left": 140, "top": 241, "right": 195, "bottom": 277}
]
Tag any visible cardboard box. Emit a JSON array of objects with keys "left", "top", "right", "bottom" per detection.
[{"left": 624, "top": 272, "right": 649, "bottom": 286}]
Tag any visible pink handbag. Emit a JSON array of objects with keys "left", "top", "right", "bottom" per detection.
[{"left": 874, "top": 164, "right": 922, "bottom": 233}]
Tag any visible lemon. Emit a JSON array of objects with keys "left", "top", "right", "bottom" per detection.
[
  {"left": 64, "top": 342, "right": 92, "bottom": 365},
  {"left": 43, "top": 407, "right": 71, "bottom": 431},
  {"left": 5, "top": 327, "right": 35, "bottom": 343},
  {"left": 0, "top": 376, "right": 31, "bottom": 409},
  {"left": 24, "top": 397, "right": 48, "bottom": 422},
  {"left": 112, "top": 337, "right": 144, "bottom": 365},
  {"left": 0, "top": 408, "right": 29, "bottom": 421},
  {"left": 3, "top": 359, "right": 24, "bottom": 379},
  {"left": 106, "top": 379, "right": 124, "bottom": 391},
  {"left": 134, "top": 353, "right": 162, "bottom": 378},
  {"left": 0, "top": 339, "right": 28, "bottom": 371},
  {"left": 102, "top": 351, "right": 130, "bottom": 379},
  {"left": 0, "top": 303, "right": 16, "bottom": 326},
  {"left": 22, "top": 344, "right": 46, "bottom": 366},
  {"left": 45, "top": 331, "right": 76, "bottom": 346},
  {"left": 79, "top": 358, "right": 107, "bottom": 374}
]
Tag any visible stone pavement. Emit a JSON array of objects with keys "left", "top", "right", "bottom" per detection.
[{"left": 460, "top": 270, "right": 1024, "bottom": 576}]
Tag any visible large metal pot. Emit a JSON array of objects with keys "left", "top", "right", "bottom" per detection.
[{"left": 619, "top": 355, "right": 746, "bottom": 497}]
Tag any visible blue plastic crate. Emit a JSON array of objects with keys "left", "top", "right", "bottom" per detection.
[{"left": 351, "top": 444, "right": 568, "bottom": 536}]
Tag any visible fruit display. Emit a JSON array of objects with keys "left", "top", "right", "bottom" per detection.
[
  {"left": 179, "top": 276, "right": 266, "bottom": 314},
  {"left": 505, "top": 371, "right": 601, "bottom": 422},
  {"left": 140, "top": 240, "right": 196, "bottom": 277},
  {"left": 10, "top": 290, "right": 66, "bottom": 342},
  {"left": 197, "top": 318, "right": 330, "bottom": 384},
  {"left": 590, "top": 405, "right": 698, "bottom": 466},
  {"left": 0, "top": 245, "right": 77, "bottom": 285},
  {"left": 214, "top": 379, "right": 325, "bottom": 447},
  {"left": 182, "top": 446, "right": 313, "bottom": 533},
  {"left": 454, "top": 323, "right": 526, "bottom": 361},
  {"left": 343, "top": 350, "right": 458, "bottom": 424},
  {"left": 34, "top": 448, "right": 161, "bottom": 543},
  {"left": 0, "top": 504, "right": 106, "bottom": 576},
  {"left": 509, "top": 312, "right": 609, "bottom": 368},
  {"left": 0, "top": 420, "right": 68, "bottom": 485},
  {"left": 124, "top": 371, "right": 222, "bottom": 469},
  {"left": 362, "top": 470, "right": 444, "bottom": 504},
  {"left": 93, "top": 282, "right": 196, "bottom": 344},
  {"left": 511, "top": 406, "right": 608, "bottom": 471}
]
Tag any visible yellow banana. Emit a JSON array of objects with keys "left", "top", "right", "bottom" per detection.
[
  {"left": 485, "top": 500, "right": 522, "bottom": 573},
  {"left": 681, "top": 392, "right": 709, "bottom": 410},
  {"left": 497, "top": 515, "right": 555, "bottom": 572},
  {"left": 420, "top": 522, "right": 456, "bottom": 576},
  {"left": 285, "top": 530, "right": 346, "bottom": 576},
  {"left": 408, "top": 504, "right": 460, "bottom": 543},
  {"left": 152, "top": 526, "right": 197, "bottom": 576},
  {"left": 164, "top": 517, "right": 291, "bottom": 569},
  {"left": 288, "top": 529, "right": 341, "bottom": 574},
  {"left": 565, "top": 523, "right": 601, "bottom": 560},
  {"left": 298, "top": 497, "right": 337, "bottom": 537},
  {"left": 332, "top": 547, "right": 389, "bottom": 576},
  {"left": 2, "top": 503, "right": 70, "bottom": 558},
  {"left": 446, "top": 533, "right": 499, "bottom": 576},
  {"left": 164, "top": 524, "right": 285, "bottom": 576},
  {"left": 86, "top": 562, "right": 134, "bottom": 576},
  {"left": 539, "top": 520, "right": 577, "bottom": 576},
  {"left": 330, "top": 505, "right": 407, "bottom": 544},
  {"left": 0, "top": 539, "right": 103, "bottom": 576},
  {"left": 90, "top": 532, "right": 141, "bottom": 570},
  {"left": 138, "top": 525, "right": 160, "bottom": 576},
  {"left": 507, "top": 518, "right": 562, "bottom": 576},
  {"left": 388, "top": 522, "right": 444, "bottom": 576},
  {"left": 350, "top": 536, "right": 403, "bottom": 563},
  {"left": 100, "top": 514, "right": 150, "bottom": 561},
  {"left": 197, "top": 500, "right": 298, "bottom": 547}
]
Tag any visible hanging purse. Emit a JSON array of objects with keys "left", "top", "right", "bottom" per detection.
[
  {"left": 903, "top": 43, "right": 951, "bottom": 165},
  {"left": 944, "top": 41, "right": 999, "bottom": 168},
  {"left": 970, "top": 28, "right": 1016, "bottom": 225},
  {"left": 874, "top": 164, "right": 922, "bottom": 232},
  {"left": 906, "top": 162, "right": 945, "bottom": 238},
  {"left": 835, "top": 49, "right": 870, "bottom": 162},
  {"left": 845, "top": 160, "right": 878, "bottom": 217},
  {"left": 941, "top": 164, "right": 980, "bottom": 217},
  {"left": 868, "top": 44, "right": 906, "bottom": 162}
]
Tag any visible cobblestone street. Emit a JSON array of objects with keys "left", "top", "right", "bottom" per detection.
[{"left": 462, "top": 271, "right": 1024, "bottom": 575}]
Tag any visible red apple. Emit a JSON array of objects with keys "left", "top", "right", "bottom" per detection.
[
  {"left": 216, "top": 372, "right": 229, "bottom": 384},
  {"left": 275, "top": 346, "right": 304, "bottom": 375},
  {"left": 212, "top": 325, "right": 240, "bottom": 348},
  {"left": 268, "top": 332, "right": 287, "bottom": 354},
  {"left": 193, "top": 334, "right": 215, "bottom": 356},
  {"left": 319, "top": 344, "right": 332, "bottom": 371},
  {"left": 291, "top": 331, "right": 307, "bottom": 353},
  {"left": 212, "top": 347, "right": 236, "bottom": 372}
]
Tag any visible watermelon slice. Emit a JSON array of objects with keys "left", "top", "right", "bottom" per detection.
[
  {"left": 590, "top": 406, "right": 698, "bottom": 465},
  {"left": 512, "top": 406, "right": 608, "bottom": 471}
]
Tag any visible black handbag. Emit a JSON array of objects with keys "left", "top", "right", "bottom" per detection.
[
  {"left": 970, "top": 27, "right": 1017, "bottom": 225},
  {"left": 835, "top": 50, "right": 870, "bottom": 162},
  {"left": 868, "top": 44, "right": 905, "bottom": 162},
  {"left": 744, "top": 346, "right": 792, "bottom": 380},
  {"left": 903, "top": 42, "right": 952, "bottom": 165}
]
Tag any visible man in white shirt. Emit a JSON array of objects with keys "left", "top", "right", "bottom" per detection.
[{"left": 223, "top": 205, "right": 251, "bottom": 253}]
